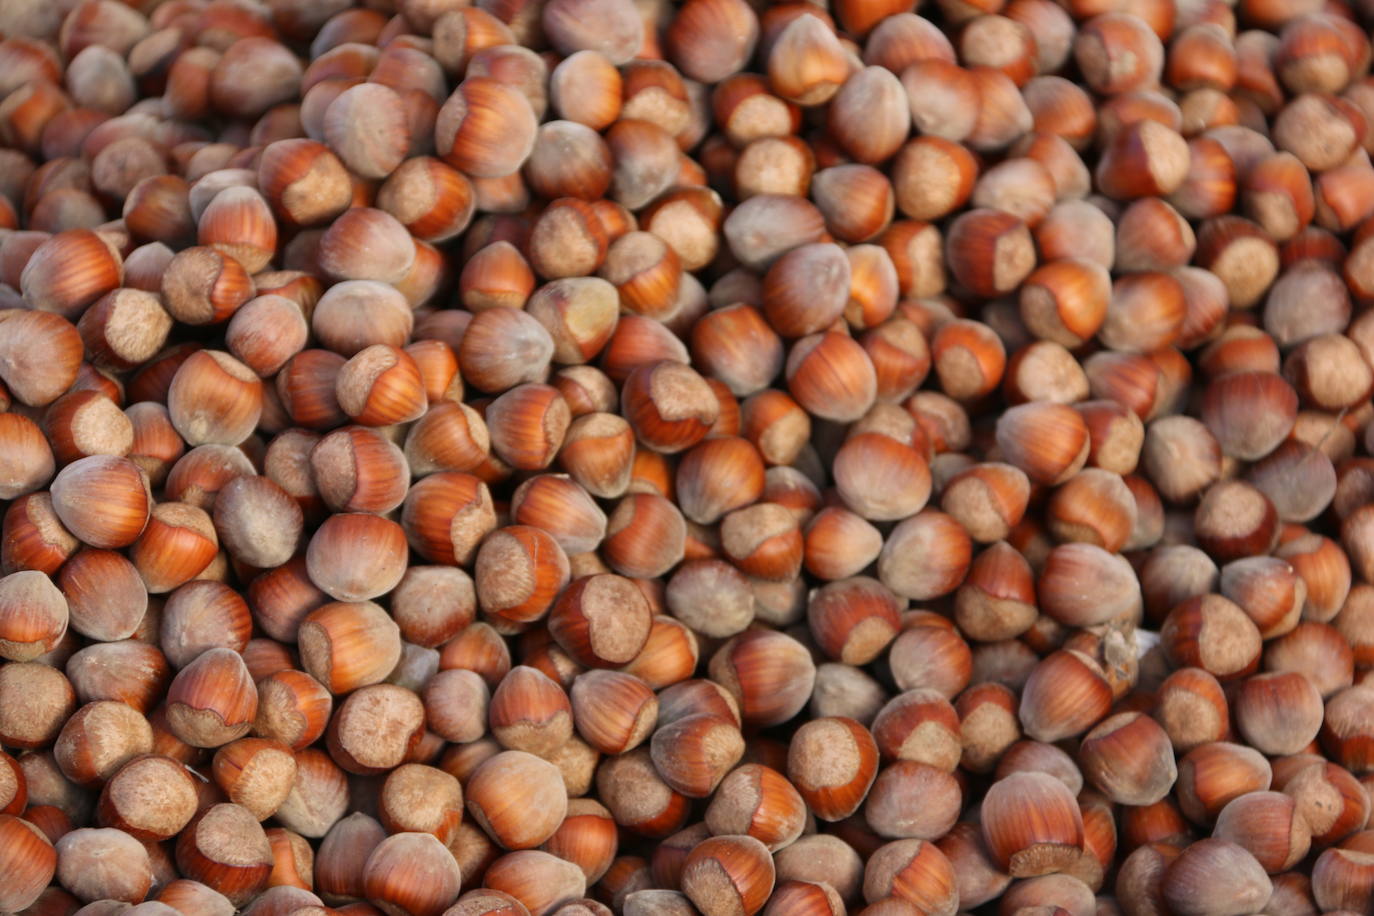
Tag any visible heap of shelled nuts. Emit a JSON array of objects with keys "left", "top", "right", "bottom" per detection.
[{"left": 5, "top": 0, "right": 1374, "bottom": 912}]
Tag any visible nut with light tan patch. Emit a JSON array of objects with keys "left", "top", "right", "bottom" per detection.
[
  {"left": 334, "top": 344, "right": 428, "bottom": 427},
  {"left": 251, "top": 669, "right": 332, "bottom": 751},
  {"left": 379, "top": 763, "right": 465, "bottom": 846},
  {"left": 1160, "top": 594, "right": 1262, "bottom": 682},
  {"left": 1045, "top": 469, "right": 1137, "bottom": 553},
  {"left": 0, "top": 568, "right": 70, "bottom": 662},
  {"left": 980, "top": 770, "right": 1086, "bottom": 877},
  {"left": 719, "top": 502, "right": 803, "bottom": 582},
  {"left": 0, "top": 660, "right": 77, "bottom": 750},
  {"left": 473, "top": 525, "right": 571, "bottom": 630},
  {"left": 197, "top": 185, "right": 278, "bottom": 274},
  {"left": 598, "top": 230, "right": 683, "bottom": 320},
  {"left": 376, "top": 156, "right": 475, "bottom": 244},
  {"left": 956, "top": 682, "right": 1021, "bottom": 774},
  {"left": 97, "top": 754, "right": 199, "bottom": 841},
  {"left": 621, "top": 360, "right": 720, "bottom": 454},
  {"left": 165, "top": 647, "right": 259, "bottom": 748},
  {"left": 871, "top": 688, "right": 962, "bottom": 772},
  {"left": 681, "top": 834, "right": 775, "bottom": 916},
  {"left": 548, "top": 573, "right": 653, "bottom": 668},
  {"left": 807, "top": 576, "right": 904, "bottom": 666},
  {"left": 786, "top": 716, "right": 880, "bottom": 822},
  {"left": 1152, "top": 667, "right": 1229, "bottom": 754},
  {"left": 939, "top": 462, "right": 1031, "bottom": 544},
  {"left": 41, "top": 392, "right": 133, "bottom": 473},
  {"left": 864, "top": 838, "right": 960, "bottom": 916},
  {"left": 945, "top": 208, "right": 1037, "bottom": 298},
  {"left": 704, "top": 764, "right": 807, "bottom": 853},
  {"left": 54, "top": 699, "right": 154, "bottom": 786},
  {"left": 256, "top": 138, "right": 353, "bottom": 228},
  {"left": 953, "top": 541, "right": 1037, "bottom": 643},
  {"left": 649, "top": 712, "right": 746, "bottom": 800},
  {"left": 159, "top": 255, "right": 252, "bottom": 336},
  {"left": 78, "top": 288, "right": 175, "bottom": 371},
  {"left": 312, "top": 425, "right": 411, "bottom": 516},
  {"left": 325, "top": 683, "right": 426, "bottom": 775},
  {"left": 488, "top": 665, "right": 574, "bottom": 757},
  {"left": 174, "top": 802, "right": 274, "bottom": 905},
  {"left": 709, "top": 628, "right": 816, "bottom": 727},
  {"left": 212, "top": 737, "right": 298, "bottom": 821},
  {"left": 129, "top": 501, "right": 219, "bottom": 594},
  {"left": 1095, "top": 120, "right": 1191, "bottom": 200},
  {"left": 298, "top": 600, "right": 403, "bottom": 696},
  {"left": 1280, "top": 759, "right": 1369, "bottom": 847},
  {"left": 527, "top": 276, "right": 621, "bottom": 365},
  {"left": 484, "top": 383, "right": 571, "bottom": 471}
]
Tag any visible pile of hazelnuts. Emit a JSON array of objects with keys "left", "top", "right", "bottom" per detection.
[{"left": 2, "top": 0, "right": 1374, "bottom": 912}]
